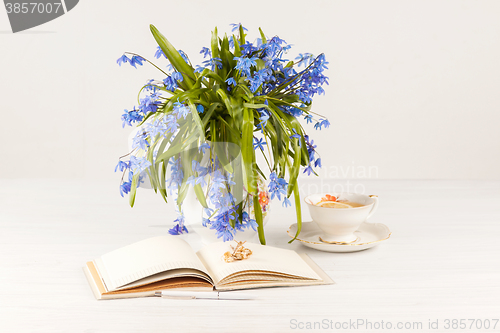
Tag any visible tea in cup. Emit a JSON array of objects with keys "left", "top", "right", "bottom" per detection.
[{"left": 304, "top": 193, "right": 379, "bottom": 244}]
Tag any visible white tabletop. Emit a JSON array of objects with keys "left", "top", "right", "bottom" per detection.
[{"left": 1, "top": 179, "right": 499, "bottom": 333}]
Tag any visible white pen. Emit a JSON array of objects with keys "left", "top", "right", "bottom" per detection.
[{"left": 155, "top": 290, "right": 257, "bottom": 300}]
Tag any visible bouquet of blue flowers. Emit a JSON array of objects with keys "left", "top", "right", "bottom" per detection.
[{"left": 116, "top": 23, "right": 329, "bottom": 244}]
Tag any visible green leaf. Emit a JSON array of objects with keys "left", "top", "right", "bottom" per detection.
[
  {"left": 194, "top": 183, "right": 208, "bottom": 208},
  {"left": 238, "top": 24, "right": 246, "bottom": 45},
  {"left": 129, "top": 174, "right": 139, "bottom": 207},
  {"left": 202, "top": 102, "right": 222, "bottom": 128},
  {"left": 287, "top": 139, "right": 301, "bottom": 197},
  {"left": 159, "top": 161, "right": 168, "bottom": 203},
  {"left": 187, "top": 100, "right": 205, "bottom": 138},
  {"left": 235, "top": 202, "right": 243, "bottom": 228},
  {"left": 234, "top": 85, "right": 254, "bottom": 100},
  {"left": 232, "top": 34, "right": 241, "bottom": 57},
  {"left": 211, "top": 27, "right": 219, "bottom": 61},
  {"left": 288, "top": 181, "right": 302, "bottom": 243},
  {"left": 150, "top": 24, "right": 195, "bottom": 90},
  {"left": 258, "top": 27, "right": 267, "bottom": 44},
  {"left": 212, "top": 124, "right": 235, "bottom": 175},
  {"left": 155, "top": 133, "right": 172, "bottom": 161},
  {"left": 241, "top": 107, "right": 256, "bottom": 193},
  {"left": 165, "top": 88, "right": 211, "bottom": 110},
  {"left": 217, "top": 116, "right": 240, "bottom": 143},
  {"left": 216, "top": 88, "right": 234, "bottom": 117},
  {"left": 219, "top": 35, "right": 230, "bottom": 79},
  {"left": 204, "top": 72, "right": 225, "bottom": 85},
  {"left": 155, "top": 130, "right": 194, "bottom": 164},
  {"left": 229, "top": 96, "right": 244, "bottom": 127},
  {"left": 262, "top": 121, "right": 279, "bottom": 168},
  {"left": 253, "top": 194, "right": 266, "bottom": 245},
  {"left": 146, "top": 136, "right": 161, "bottom": 191},
  {"left": 267, "top": 56, "right": 319, "bottom": 96},
  {"left": 177, "top": 179, "right": 189, "bottom": 211},
  {"left": 255, "top": 59, "right": 266, "bottom": 71}
]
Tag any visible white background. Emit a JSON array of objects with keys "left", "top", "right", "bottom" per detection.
[
  {"left": 1, "top": 3, "right": 499, "bottom": 332},
  {"left": 1, "top": 0, "right": 499, "bottom": 180}
]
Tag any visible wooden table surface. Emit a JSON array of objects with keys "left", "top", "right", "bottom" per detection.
[{"left": 1, "top": 179, "right": 499, "bottom": 333}]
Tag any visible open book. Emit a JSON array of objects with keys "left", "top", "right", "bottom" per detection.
[{"left": 83, "top": 235, "right": 333, "bottom": 300}]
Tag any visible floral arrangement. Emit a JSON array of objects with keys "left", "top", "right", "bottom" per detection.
[{"left": 115, "top": 24, "right": 329, "bottom": 244}]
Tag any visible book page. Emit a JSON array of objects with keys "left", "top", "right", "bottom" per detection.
[
  {"left": 196, "top": 242, "right": 322, "bottom": 286},
  {"left": 95, "top": 235, "right": 210, "bottom": 291},
  {"left": 113, "top": 268, "right": 213, "bottom": 291}
]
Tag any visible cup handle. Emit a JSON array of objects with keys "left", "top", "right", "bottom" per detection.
[{"left": 367, "top": 195, "right": 379, "bottom": 220}]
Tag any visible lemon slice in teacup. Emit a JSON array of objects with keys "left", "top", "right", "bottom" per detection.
[{"left": 317, "top": 201, "right": 352, "bottom": 209}]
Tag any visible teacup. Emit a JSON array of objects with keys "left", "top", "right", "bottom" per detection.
[{"left": 304, "top": 193, "right": 379, "bottom": 244}]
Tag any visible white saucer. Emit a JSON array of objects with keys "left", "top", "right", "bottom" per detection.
[{"left": 287, "top": 221, "right": 391, "bottom": 253}]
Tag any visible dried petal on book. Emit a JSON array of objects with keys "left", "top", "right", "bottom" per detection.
[{"left": 223, "top": 241, "right": 253, "bottom": 263}]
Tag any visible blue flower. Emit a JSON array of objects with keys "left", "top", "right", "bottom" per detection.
[
  {"left": 246, "top": 218, "right": 258, "bottom": 231},
  {"left": 283, "top": 106, "right": 303, "bottom": 117},
  {"left": 268, "top": 172, "right": 288, "bottom": 201},
  {"left": 116, "top": 54, "right": 130, "bottom": 66},
  {"left": 261, "top": 36, "right": 289, "bottom": 60},
  {"left": 169, "top": 213, "right": 188, "bottom": 235},
  {"left": 168, "top": 224, "right": 188, "bottom": 235},
  {"left": 186, "top": 176, "right": 196, "bottom": 187},
  {"left": 154, "top": 46, "right": 166, "bottom": 59},
  {"left": 114, "top": 160, "right": 129, "bottom": 172},
  {"left": 304, "top": 114, "right": 313, "bottom": 124},
  {"left": 130, "top": 156, "right": 151, "bottom": 173},
  {"left": 283, "top": 197, "right": 291, "bottom": 208},
  {"left": 163, "top": 76, "right": 178, "bottom": 92},
  {"left": 233, "top": 56, "right": 258, "bottom": 76},
  {"left": 200, "top": 47, "right": 211, "bottom": 59},
  {"left": 240, "top": 42, "right": 255, "bottom": 56},
  {"left": 196, "top": 175, "right": 207, "bottom": 187},
  {"left": 178, "top": 50, "right": 190, "bottom": 64},
  {"left": 119, "top": 181, "right": 131, "bottom": 197},
  {"left": 225, "top": 77, "right": 237, "bottom": 87},
  {"left": 230, "top": 23, "right": 248, "bottom": 33},
  {"left": 165, "top": 114, "right": 179, "bottom": 134},
  {"left": 194, "top": 65, "right": 205, "bottom": 73},
  {"left": 196, "top": 104, "right": 204, "bottom": 113},
  {"left": 138, "top": 92, "right": 160, "bottom": 115},
  {"left": 144, "top": 118, "right": 168, "bottom": 139},
  {"left": 256, "top": 110, "right": 270, "bottom": 131},
  {"left": 172, "top": 101, "right": 190, "bottom": 119},
  {"left": 295, "top": 53, "right": 314, "bottom": 67},
  {"left": 202, "top": 57, "right": 222, "bottom": 71},
  {"left": 202, "top": 217, "right": 211, "bottom": 227},
  {"left": 253, "top": 137, "right": 267, "bottom": 150},
  {"left": 144, "top": 79, "right": 159, "bottom": 92},
  {"left": 132, "top": 131, "right": 150, "bottom": 151},
  {"left": 167, "top": 157, "right": 183, "bottom": 193},
  {"left": 314, "top": 158, "right": 322, "bottom": 168},
  {"left": 249, "top": 69, "right": 271, "bottom": 92},
  {"left": 172, "top": 72, "right": 183, "bottom": 82},
  {"left": 130, "top": 55, "right": 145, "bottom": 68},
  {"left": 314, "top": 118, "right": 330, "bottom": 130},
  {"left": 290, "top": 128, "right": 301, "bottom": 139},
  {"left": 210, "top": 206, "right": 238, "bottom": 242},
  {"left": 121, "top": 108, "right": 143, "bottom": 127},
  {"left": 303, "top": 164, "right": 314, "bottom": 176},
  {"left": 199, "top": 142, "right": 210, "bottom": 153}
]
